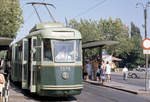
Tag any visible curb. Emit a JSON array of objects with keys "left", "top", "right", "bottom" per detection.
[{"left": 84, "top": 80, "right": 150, "bottom": 95}]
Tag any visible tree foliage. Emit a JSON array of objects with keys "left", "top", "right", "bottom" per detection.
[
  {"left": 68, "top": 18, "right": 144, "bottom": 68},
  {"left": 128, "top": 22, "right": 144, "bottom": 67},
  {"left": 0, "top": 0, "right": 23, "bottom": 38},
  {"left": 69, "top": 19, "right": 99, "bottom": 42}
]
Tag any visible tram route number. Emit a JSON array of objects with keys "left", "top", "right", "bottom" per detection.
[{"left": 59, "top": 67, "right": 71, "bottom": 71}]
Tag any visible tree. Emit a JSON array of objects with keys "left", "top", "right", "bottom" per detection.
[
  {"left": 68, "top": 18, "right": 144, "bottom": 68},
  {"left": 69, "top": 19, "right": 99, "bottom": 42},
  {"left": 128, "top": 22, "right": 144, "bottom": 67},
  {"left": 0, "top": 0, "right": 23, "bottom": 38}
]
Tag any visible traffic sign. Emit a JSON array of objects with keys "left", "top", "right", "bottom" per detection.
[
  {"left": 143, "top": 49, "right": 150, "bottom": 54},
  {"left": 142, "top": 38, "right": 150, "bottom": 49}
]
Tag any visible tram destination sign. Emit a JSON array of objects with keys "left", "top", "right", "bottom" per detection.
[{"left": 143, "top": 38, "right": 150, "bottom": 54}]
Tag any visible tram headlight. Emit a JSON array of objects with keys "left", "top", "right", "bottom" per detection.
[{"left": 62, "top": 72, "right": 69, "bottom": 80}]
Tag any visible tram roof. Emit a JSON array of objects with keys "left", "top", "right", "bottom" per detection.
[
  {"left": 11, "top": 22, "right": 82, "bottom": 46},
  {"left": 82, "top": 40, "right": 119, "bottom": 49},
  {"left": 29, "top": 22, "right": 64, "bottom": 33},
  {"left": 28, "top": 22, "right": 82, "bottom": 39},
  {"left": 0, "top": 37, "right": 13, "bottom": 50}
]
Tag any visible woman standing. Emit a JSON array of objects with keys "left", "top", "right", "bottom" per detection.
[
  {"left": 100, "top": 60, "right": 105, "bottom": 85},
  {"left": 105, "top": 61, "right": 111, "bottom": 82},
  {"left": 86, "top": 61, "right": 92, "bottom": 80}
]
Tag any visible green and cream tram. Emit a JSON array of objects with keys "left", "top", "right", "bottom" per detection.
[{"left": 10, "top": 22, "right": 83, "bottom": 97}]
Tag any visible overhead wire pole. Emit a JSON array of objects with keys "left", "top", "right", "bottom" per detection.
[
  {"left": 32, "top": 4, "right": 42, "bottom": 22},
  {"left": 144, "top": 7, "right": 149, "bottom": 91},
  {"left": 44, "top": 4, "right": 56, "bottom": 22},
  {"left": 136, "top": 2, "right": 150, "bottom": 91},
  {"left": 26, "top": 2, "right": 56, "bottom": 23}
]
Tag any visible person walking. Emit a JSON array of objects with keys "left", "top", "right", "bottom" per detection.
[
  {"left": 105, "top": 61, "right": 111, "bottom": 82},
  {"left": 122, "top": 66, "right": 128, "bottom": 80}
]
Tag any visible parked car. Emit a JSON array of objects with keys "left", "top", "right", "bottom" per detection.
[
  {"left": 134, "top": 67, "right": 150, "bottom": 72},
  {"left": 128, "top": 70, "right": 150, "bottom": 79},
  {"left": 135, "top": 67, "right": 146, "bottom": 72}
]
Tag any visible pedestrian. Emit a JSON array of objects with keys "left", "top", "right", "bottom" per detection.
[
  {"left": 0, "top": 72, "right": 5, "bottom": 102},
  {"left": 93, "top": 59, "right": 99, "bottom": 81},
  {"left": 105, "top": 61, "right": 111, "bottom": 82},
  {"left": 137, "top": 65, "right": 141, "bottom": 71},
  {"left": 96, "top": 67, "right": 100, "bottom": 81},
  {"left": 122, "top": 66, "right": 128, "bottom": 80},
  {"left": 0, "top": 58, "right": 4, "bottom": 69},
  {"left": 86, "top": 61, "right": 92, "bottom": 80},
  {"left": 83, "top": 62, "right": 88, "bottom": 80},
  {"left": 0, "top": 58, "right": 4, "bottom": 74},
  {"left": 100, "top": 60, "right": 105, "bottom": 85},
  {"left": 4, "top": 59, "right": 11, "bottom": 80}
]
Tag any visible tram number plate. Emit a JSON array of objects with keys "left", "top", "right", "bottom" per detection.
[{"left": 60, "top": 67, "right": 71, "bottom": 71}]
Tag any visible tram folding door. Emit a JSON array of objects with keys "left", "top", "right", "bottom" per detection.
[
  {"left": 22, "top": 38, "right": 29, "bottom": 89},
  {"left": 30, "top": 37, "right": 37, "bottom": 92}
]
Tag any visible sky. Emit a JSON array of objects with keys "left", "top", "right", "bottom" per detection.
[{"left": 17, "top": 0, "right": 150, "bottom": 40}]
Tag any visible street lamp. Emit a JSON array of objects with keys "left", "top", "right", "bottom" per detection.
[{"left": 136, "top": 2, "right": 150, "bottom": 91}]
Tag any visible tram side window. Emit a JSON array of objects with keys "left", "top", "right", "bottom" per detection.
[
  {"left": 33, "top": 39, "right": 41, "bottom": 61},
  {"left": 24, "top": 41, "right": 28, "bottom": 61},
  {"left": 43, "top": 39, "right": 52, "bottom": 61},
  {"left": 18, "top": 46, "right": 22, "bottom": 61},
  {"left": 76, "top": 40, "right": 81, "bottom": 61},
  {"left": 15, "top": 46, "right": 18, "bottom": 61}
]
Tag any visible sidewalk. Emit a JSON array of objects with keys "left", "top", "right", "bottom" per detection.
[{"left": 84, "top": 80, "right": 150, "bottom": 96}]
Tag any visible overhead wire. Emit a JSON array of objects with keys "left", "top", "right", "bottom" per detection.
[{"left": 74, "top": 0, "right": 108, "bottom": 18}]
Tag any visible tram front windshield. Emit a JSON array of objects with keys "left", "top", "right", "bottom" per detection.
[{"left": 54, "top": 40, "right": 74, "bottom": 62}]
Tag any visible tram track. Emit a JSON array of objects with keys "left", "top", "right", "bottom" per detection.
[{"left": 9, "top": 82, "right": 78, "bottom": 102}]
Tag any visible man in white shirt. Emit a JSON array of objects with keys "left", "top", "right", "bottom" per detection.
[{"left": 122, "top": 66, "right": 128, "bottom": 80}]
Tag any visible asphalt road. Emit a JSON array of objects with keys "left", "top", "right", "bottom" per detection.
[
  {"left": 8, "top": 73, "right": 150, "bottom": 102},
  {"left": 75, "top": 82, "right": 150, "bottom": 102},
  {"left": 111, "top": 72, "right": 146, "bottom": 87}
]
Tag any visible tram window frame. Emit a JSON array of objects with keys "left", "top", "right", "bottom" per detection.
[
  {"left": 76, "top": 40, "right": 81, "bottom": 61},
  {"left": 43, "top": 39, "right": 52, "bottom": 61},
  {"left": 18, "top": 45, "right": 22, "bottom": 61},
  {"left": 15, "top": 46, "right": 19, "bottom": 61},
  {"left": 24, "top": 40, "right": 28, "bottom": 61},
  {"left": 33, "top": 38, "right": 42, "bottom": 61},
  {"left": 53, "top": 40, "right": 75, "bottom": 63}
]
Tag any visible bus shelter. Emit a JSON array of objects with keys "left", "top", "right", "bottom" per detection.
[
  {"left": 82, "top": 40, "right": 119, "bottom": 64},
  {"left": 0, "top": 37, "right": 13, "bottom": 51}
]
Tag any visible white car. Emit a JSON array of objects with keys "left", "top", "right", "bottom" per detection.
[{"left": 128, "top": 70, "right": 150, "bottom": 79}]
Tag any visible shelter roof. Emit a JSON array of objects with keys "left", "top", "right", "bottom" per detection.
[
  {"left": 82, "top": 40, "right": 119, "bottom": 49},
  {"left": 0, "top": 37, "right": 13, "bottom": 50}
]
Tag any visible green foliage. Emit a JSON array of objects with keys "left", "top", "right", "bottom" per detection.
[
  {"left": 69, "top": 19, "right": 100, "bottom": 42},
  {"left": 98, "top": 18, "right": 130, "bottom": 56},
  {"left": 128, "top": 22, "right": 144, "bottom": 67},
  {"left": 68, "top": 18, "right": 144, "bottom": 68},
  {"left": 0, "top": 0, "right": 23, "bottom": 38}
]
